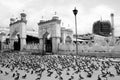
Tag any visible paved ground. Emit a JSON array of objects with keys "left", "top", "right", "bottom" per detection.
[{"left": 0, "top": 52, "right": 120, "bottom": 80}]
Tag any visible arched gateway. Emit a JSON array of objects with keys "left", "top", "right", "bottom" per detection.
[
  {"left": 38, "top": 16, "right": 61, "bottom": 53},
  {"left": 9, "top": 13, "right": 27, "bottom": 51},
  {"left": 8, "top": 12, "right": 73, "bottom": 53}
]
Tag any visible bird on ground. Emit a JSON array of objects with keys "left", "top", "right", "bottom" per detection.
[
  {"left": 87, "top": 72, "right": 92, "bottom": 78},
  {"left": 71, "top": 75, "right": 74, "bottom": 79},
  {"left": 59, "top": 76, "right": 63, "bottom": 80},
  {"left": 47, "top": 71, "right": 53, "bottom": 77},
  {"left": 12, "top": 73, "right": 15, "bottom": 77},
  {"left": 74, "top": 68, "right": 80, "bottom": 74},
  {"left": 22, "top": 74, "right": 27, "bottom": 79},
  {"left": 66, "top": 72, "right": 70, "bottom": 75},
  {"left": 97, "top": 75, "right": 102, "bottom": 80},
  {"left": 79, "top": 74, "right": 84, "bottom": 79},
  {"left": 55, "top": 75, "right": 58, "bottom": 79},
  {"left": 4, "top": 71, "right": 9, "bottom": 76},
  {"left": 31, "top": 70, "right": 33, "bottom": 74},
  {"left": 108, "top": 71, "right": 115, "bottom": 77},
  {"left": 14, "top": 75, "right": 19, "bottom": 80},
  {"left": 0, "top": 70, "right": 3, "bottom": 74},
  {"left": 35, "top": 77, "right": 41, "bottom": 80}
]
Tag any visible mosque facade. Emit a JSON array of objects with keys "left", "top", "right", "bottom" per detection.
[
  {"left": 1, "top": 12, "right": 120, "bottom": 54},
  {"left": 0, "top": 13, "right": 73, "bottom": 54}
]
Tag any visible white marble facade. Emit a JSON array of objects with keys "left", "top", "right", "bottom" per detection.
[
  {"left": 9, "top": 13, "right": 27, "bottom": 50},
  {"left": 38, "top": 16, "right": 73, "bottom": 53}
]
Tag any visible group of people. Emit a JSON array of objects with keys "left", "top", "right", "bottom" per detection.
[{"left": 0, "top": 52, "right": 120, "bottom": 80}]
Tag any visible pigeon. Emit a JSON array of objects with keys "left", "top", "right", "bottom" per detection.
[
  {"left": 55, "top": 75, "right": 58, "bottom": 79},
  {"left": 12, "top": 73, "right": 15, "bottom": 77},
  {"left": 22, "top": 74, "right": 27, "bottom": 79},
  {"left": 97, "top": 75, "right": 101, "bottom": 80},
  {"left": 47, "top": 71, "right": 53, "bottom": 77},
  {"left": 0, "top": 70, "right": 3, "bottom": 74},
  {"left": 87, "top": 72, "right": 92, "bottom": 78},
  {"left": 4, "top": 71, "right": 9, "bottom": 76},
  {"left": 66, "top": 72, "right": 70, "bottom": 75},
  {"left": 31, "top": 70, "right": 33, "bottom": 74},
  {"left": 14, "top": 75, "right": 19, "bottom": 80},
  {"left": 59, "top": 76, "right": 63, "bottom": 80},
  {"left": 35, "top": 77, "right": 41, "bottom": 80},
  {"left": 79, "top": 74, "right": 84, "bottom": 79}
]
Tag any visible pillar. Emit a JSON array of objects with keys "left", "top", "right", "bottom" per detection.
[
  {"left": 20, "top": 38, "right": 26, "bottom": 50},
  {"left": 52, "top": 37, "right": 60, "bottom": 54},
  {"left": 111, "top": 13, "right": 114, "bottom": 36},
  {"left": 10, "top": 38, "right": 14, "bottom": 50},
  {"left": 39, "top": 38, "right": 43, "bottom": 51}
]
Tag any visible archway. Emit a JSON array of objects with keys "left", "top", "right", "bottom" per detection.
[
  {"left": 13, "top": 34, "right": 20, "bottom": 51},
  {"left": 65, "top": 36, "right": 72, "bottom": 43},
  {"left": 10, "top": 30, "right": 21, "bottom": 51},
  {"left": 43, "top": 32, "right": 52, "bottom": 53},
  {"left": 0, "top": 41, "right": 1, "bottom": 50},
  {"left": 9, "top": 12, "right": 27, "bottom": 51}
]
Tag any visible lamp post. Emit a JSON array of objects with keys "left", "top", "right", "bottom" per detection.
[{"left": 73, "top": 7, "right": 78, "bottom": 55}]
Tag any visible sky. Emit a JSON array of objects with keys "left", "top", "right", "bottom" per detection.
[{"left": 0, "top": 0, "right": 120, "bottom": 36}]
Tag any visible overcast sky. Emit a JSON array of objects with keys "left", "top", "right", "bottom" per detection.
[{"left": 0, "top": 0, "right": 120, "bottom": 36}]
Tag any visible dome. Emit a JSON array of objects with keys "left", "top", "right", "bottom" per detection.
[
  {"left": 20, "top": 13, "right": 26, "bottom": 17},
  {"left": 40, "top": 20, "right": 45, "bottom": 22},
  {"left": 52, "top": 16, "right": 59, "bottom": 20},
  {"left": 10, "top": 18, "right": 15, "bottom": 21}
]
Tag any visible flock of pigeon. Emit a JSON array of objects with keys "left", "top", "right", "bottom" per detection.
[{"left": 0, "top": 52, "right": 120, "bottom": 80}]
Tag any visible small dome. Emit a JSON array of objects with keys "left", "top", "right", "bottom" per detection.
[
  {"left": 20, "top": 13, "right": 26, "bottom": 17},
  {"left": 111, "top": 13, "right": 114, "bottom": 16},
  {"left": 52, "top": 16, "right": 59, "bottom": 20},
  {"left": 10, "top": 18, "right": 15, "bottom": 21},
  {"left": 40, "top": 20, "right": 45, "bottom": 22}
]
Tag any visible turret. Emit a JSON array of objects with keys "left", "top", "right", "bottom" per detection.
[
  {"left": 110, "top": 13, "right": 114, "bottom": 36},
  {"left": 20, "top": 13, "right": 27, "bottom": 23},
  {"left": 52, "top": 12, "right": 59, "bottom": 20},
  {"left": 10, "top": 18, "right": 15, "bottom": 24},
  {"left": 52, "top": 16, "right": 59, "bottom": 20}
]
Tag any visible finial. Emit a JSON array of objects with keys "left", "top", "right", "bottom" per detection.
[
  {"left": 22, "top": 10, "right": 25, "bottom": 13},
  {"left": 111, "top": 13, "right": 114, "bottom": 17},
  {"left": 41, "top": 16, "right": 44, "bottom": 19},
  {"left": 54, "top": 11, "right": 57, "bottom": 15},
  {"left": 62, "top": 22, "right": 64, "bottom": 26},
  {"left": 68, "top": 24, "right": 70, "bottom": 27},
  {"left": 100, "top": 16, "right": 102, "bottom": 21}
]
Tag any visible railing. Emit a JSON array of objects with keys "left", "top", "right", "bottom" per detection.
[
  {"left": 1, "top": 39, "right": 120, "bottom": 54},
  {"left": 58, "top": 40, "right": 120, "bottom": 54},
  {"left": 23, "top": 43, "right": 42, "bottom": 52},
  {"left": 2, "top": 43, "right": 11, "bottom": 51}
]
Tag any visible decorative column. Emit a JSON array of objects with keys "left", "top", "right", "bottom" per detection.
[
  {"left": 20, "top": 37, "right": 26, "bottom": 50},
  {"left": 20, "top": 12, "right": 27, "bottom": 51},
  {"left": 10, "top": 38, "right": 14, "bottom": 50},
  {"left": 39, "top": 38, "right": 43, "bottom": 51},
  {"left": 52, "top": 37, "right": 60, "bottom": 54}
]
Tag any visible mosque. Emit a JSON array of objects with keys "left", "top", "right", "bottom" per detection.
[
  {"left": 0, "top": 12, "right": 120, "bottom": 54},
  {"left": 0, "top": 12, "right": 73, "bottom": 54}
]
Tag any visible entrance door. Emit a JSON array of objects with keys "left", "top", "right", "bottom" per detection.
[
  {"left": 14, "top": 37, "right": 20, "bottom": 51},
  {"left": 45, "top": 38, "right": 52, "bottom": 52},
  {"left": 0, "top": 41, "right": 1, "bottom": 50}
]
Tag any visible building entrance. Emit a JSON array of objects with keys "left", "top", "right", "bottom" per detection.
[
  {"left": 14, "top": 35, "right": 20, "bottom": 51},
  {"left": 45, "top": 38, "right": 52, "bottom": 52}
]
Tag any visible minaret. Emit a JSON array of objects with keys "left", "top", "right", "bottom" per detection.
[
  {"left": 110, "top": 13, "right": 114, "bottom": 36},
  {"left": 20, "top": 12, "right": 27, "bottom": 50},
  {"left": 10, "top": 18, "right": 15, "bottom": 24},
  {"left": 20, "top": 12, "right": 27, "bottom": 23}
]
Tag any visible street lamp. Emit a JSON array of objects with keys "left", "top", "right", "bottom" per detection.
[{"left": 73, "top": 7, "right": 78, "bottom": 55}]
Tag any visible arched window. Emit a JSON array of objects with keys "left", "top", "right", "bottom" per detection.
[{"left": 65, "top": 36, "right": 72, "bottom": 43}]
